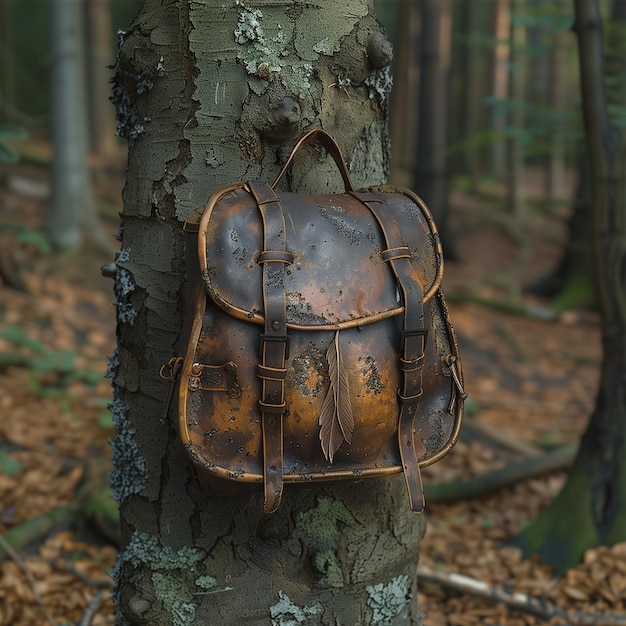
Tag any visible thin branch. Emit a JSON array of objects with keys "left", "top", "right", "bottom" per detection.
[
  {"left": 76, "top": 591, "right": 103, "bottom": 626},
  {"left": 446, "top": 291, "right": 560, "bottom": 321},
  {"left": 52, "top": 558, "right": 114, "bottom": 589},
  {"left": 418, "top": 563, "right": 626, "bottom": 626},
  {"left": 0, "top": 533, "right": 57, "bottom": 626},
  {"left": 0, "top": 506, "right": 73, "bottom": 560}
]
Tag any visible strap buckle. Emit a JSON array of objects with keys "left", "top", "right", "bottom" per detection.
[
  {"left": 399, "top": 328, "right": 428, "bottom": 353},
  {"left": 258, "top": 333, "right": 291, "bottom": 359}
]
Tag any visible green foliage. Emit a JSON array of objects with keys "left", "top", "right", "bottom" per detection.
[
  {"left": 449, "top": 0, "right": 625, "bottom": 169},
  {"left": 12, "top": 225, "right": 52, "bottom": 253},
  {"left": 0, "top": 123, "right": 27, "bottom": 164},
  {"left": 0, "top": 323, "right": 101, "bottom": 390},
  {"left": 0, "top": 324, "right": 75, "bottom": 373},
  {"left": 0, "top": 448, "right": 22, "bottom": 476},
  {"left": 549, "top": 272, "right": 595, "bottom": 312}
]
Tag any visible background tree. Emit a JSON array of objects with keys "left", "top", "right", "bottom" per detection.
[
  {"left": 513, "top": 0, "right": 626, "bottom": 572},
  {"left": 413, "top": 0, "right": 453, "bottom": 245},
  {"left": 109, "top": 1, "right": 425, "bottom": 624},
  {"left": 0, "top": 1, "right": 16, "bottom": 125},
  {"left": 46, "top": 0, "right": 112, "bottom": 252},
  {"left": 86, "top": 0, "right": 118, "bottom": 160}
]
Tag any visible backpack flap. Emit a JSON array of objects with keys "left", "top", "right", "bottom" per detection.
[{"left": 199, "top": 186, "right": 441, "bottom": 331}]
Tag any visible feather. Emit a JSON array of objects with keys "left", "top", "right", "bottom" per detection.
[{"left": 319, "top": 330, "right": 354, "bottom": 462}]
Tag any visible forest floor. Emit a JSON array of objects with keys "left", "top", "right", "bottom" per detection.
[{"left": 0, "top": 161, "right": 624, "bottom": 626}]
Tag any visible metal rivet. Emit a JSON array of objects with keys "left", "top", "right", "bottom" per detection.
[{"left": 271, "top": 320, "right": 280, "bottom": 331}]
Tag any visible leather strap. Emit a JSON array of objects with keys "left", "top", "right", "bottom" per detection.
[
  {"left": 271, "top": 129, "right": 355, "bottom": 192},
  {"left": 353, "top": 191, "right": 427, "bottom": 513},
  {"left": 249, "top": 182, "right": 291, "bottom": 514}
]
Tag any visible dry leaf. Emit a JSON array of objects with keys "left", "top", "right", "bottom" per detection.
[{"left": 319, "top": 331, "right": 354, "bottom": 462}]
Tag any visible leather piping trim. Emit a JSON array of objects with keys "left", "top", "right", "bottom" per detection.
[
  {"left": 203, "top": 290, "right": 405, "bottom": 331},
  {"left": 198, "top": 182, "right": 248, "bottom": 275},
  {"left": 185, "top": 461, "right": 404, "bottom": 485},
  {"left": 178, "top": 276, "right": 209, "bottom": 450}
]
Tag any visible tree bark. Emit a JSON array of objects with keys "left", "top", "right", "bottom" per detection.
[
  {"left": 526, "top": 155, "right": 595, "bottom": 310},
  {"left": 489, "top": 0, "right": 511, "bottom": 180},
  {"left": 110, "top": 1, "right": 425, "bottom": 624},
  {"left": 47, "top": 0, "right": 112, "bottom": 252},
  {"left": 0, "top": 0, "right": 16, "bottom": 124},
  {"left": 86, "top": 0, "right": 118, "bottom": 159},
  {"left": 507, "top": 0, "right": 525, "bottom": 217},
  {"left": 456, "top": 0, "right": 484, "bottom": 190},
  {"left": 513, "top": 0, "right": 626, "bottom": 573},
  {"left": 546, "top": 31, "right": 567, "bottom": 200},
  {"left": 413, "top": 0, "right": 452, "bottom": 235},
  {"left": 388, "top": 1, "right": 419, "bottom": 187}
]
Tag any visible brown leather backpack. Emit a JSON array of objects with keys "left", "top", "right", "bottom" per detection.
[{"left": 162, "top": 129, "right": 465, "bottom": 514}]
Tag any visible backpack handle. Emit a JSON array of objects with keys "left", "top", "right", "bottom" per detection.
[{"left": 271, "top": 128, "right": 355, "bottom": 192}]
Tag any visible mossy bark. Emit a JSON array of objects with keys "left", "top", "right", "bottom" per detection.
[{"left": 110, "top": 1, "right": 425, "bottom": 624}]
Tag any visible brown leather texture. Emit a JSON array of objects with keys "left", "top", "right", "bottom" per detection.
[{"left": 175, "top": 130, "right": 465, "bottom": 513}]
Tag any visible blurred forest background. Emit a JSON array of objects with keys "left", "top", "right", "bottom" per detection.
[
  {"left": 0, "top": 0, "right": 593, "bottom": 244},
  {"left": 1, "top": 0, "right": 625, "bottom": 625}
]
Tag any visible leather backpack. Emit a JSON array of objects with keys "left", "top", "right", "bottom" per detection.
[{"left": 161, "top": 129, "right": 465, "bottom": 514}]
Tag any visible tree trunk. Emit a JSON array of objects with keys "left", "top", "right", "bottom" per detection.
[
  {"left": 526, "top": 155, "right": 594, "bottom": 310},
  {"left": 456, "top": 0, "right": 484, "bottom": 190},
  {"left": 0, "top": 0, "right": 16, "bottom": 124},
  {"left": 86, "top": 0, "right": 117, "bottom": 159},
  {"left": 513, "top": 0, "right": 626, "bottom": 573},
  {"left": 109, "top": 1, "right": 425, "bottom": 624},
  {"left": 489, "top": 0, "right": 511, "bottom": 180},
  {"left": 546, "top": 32, "right": 567, "bottom": 200},
  {"left": 388, "top": 1, "right": 419, "bottom": 187},
  {"left": 507, "top": 0, "right": 525, "bottom": 217},
  {"left": 47, "top": 0, "right": 112, "bottom": 252},
  {"left": 413, "top": 0, "right": 452, "bottom": 241}
]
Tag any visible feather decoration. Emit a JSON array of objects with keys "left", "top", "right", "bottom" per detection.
[{"left": 319, "top": 330, "right": 354, "bottom": 462}]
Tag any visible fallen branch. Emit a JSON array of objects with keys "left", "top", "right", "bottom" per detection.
[
  {"left": 0, "top": 533, "right": 57, "bottom": 626},
  {"left": 424, "top": 443, "right": 577, "bottom": 503},
  {"left": 418, "top": 563, "right": 626, "bottom": 626},
  {"left": 53, "top": 558, "right": 113, "bottom": 589},
  {"left": 0, "top": 506, "right": 72, "bottom": 560},
  {"left": 447, "top": 291, "right": 560, "bottom": 321},
  {"left": 76, "top": 591, "right": 103, "bottom": 626}
]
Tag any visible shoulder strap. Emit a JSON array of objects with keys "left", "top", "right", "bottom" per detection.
[
  {"left": 248, "top": 182, "right": 293, "bottom": 514},
  {"left": 352, "top": 191, "right": 427, "bottom": 513}
]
